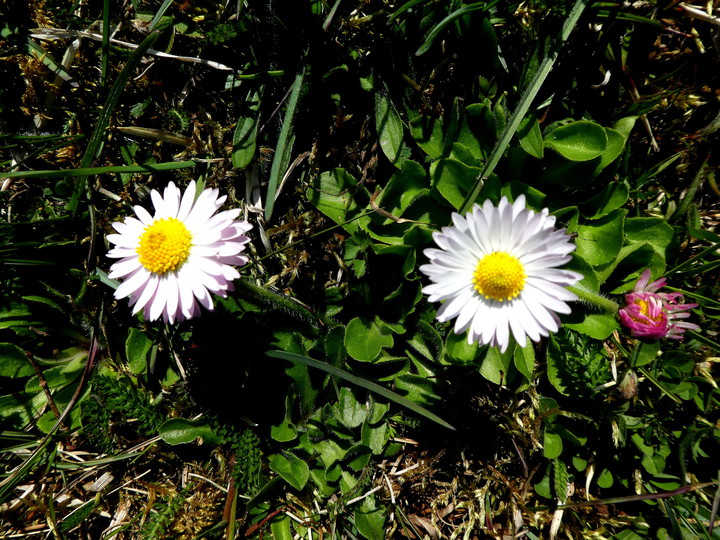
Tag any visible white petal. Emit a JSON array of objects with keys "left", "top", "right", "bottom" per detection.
[
  {"left": 132, "top": 274, "right": 160, "bottom": 314},
  {"left": 148, "top": 278, "right": 169, "bottom": 321},
  {"left": 108, "top": 257, "right": 142, "bottom": 279},
  {"left": 115, "top": 268, "right": 151, "bottom": 300}
]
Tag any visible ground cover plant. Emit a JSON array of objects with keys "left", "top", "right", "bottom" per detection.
[{"left": 1, "top": 0, "right": 719, "bottom": 538}]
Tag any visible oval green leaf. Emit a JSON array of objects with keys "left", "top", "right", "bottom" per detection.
[
  {"left": 344, "top": 317, "right": 394, "bottom": 362},
  {"left": 544, "top": 120, "right": 608, "bottom": 161}
]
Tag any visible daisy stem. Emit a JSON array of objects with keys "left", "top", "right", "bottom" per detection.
[{"left": 568, "top": 284, "right": 619, "bottom": 314}]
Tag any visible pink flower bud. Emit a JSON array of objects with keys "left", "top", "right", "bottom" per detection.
[{"left": 619, "top": 270, "right": 699, "bottom": 340}]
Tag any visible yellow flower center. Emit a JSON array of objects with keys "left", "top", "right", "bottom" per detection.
[
  {"left": 136, "top": 217, "right": 192, "bottom": 274},
  {"left": 633, "top": 298, "right": 664, "bottom": 323},
  {"left": 472, "top": 252, "right": 526, "bottom": 302}
]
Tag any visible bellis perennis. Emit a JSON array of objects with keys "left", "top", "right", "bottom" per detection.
[
  {"left": 107, "top": 181, "right": 252, "bottom": 323},
  {"left": 619, "top": 269, "right": 699, "bottom": 340},
  {"left": 420, "top": 195, "right": 583, "bottom": 353}
]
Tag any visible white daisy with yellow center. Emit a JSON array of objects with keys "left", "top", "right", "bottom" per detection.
[
  {"left": 420, "top": 195, "right": 583, "bottom": 352},
  {"left": 107, "top": 181, "right": 252, "bottom": 323}
]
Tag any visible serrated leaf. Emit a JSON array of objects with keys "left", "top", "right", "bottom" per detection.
[
  {"left": 316, "top": 439, "right": 347, "bottom": 471},
  {"left": 361, "top": 421, "right": 389, "bottom": 455},
  {"left": 394, "top": 373, "right": 441, "bottom": 406},
  {"left": 553, "top": 459, "right": 569, "bottom": 501}
]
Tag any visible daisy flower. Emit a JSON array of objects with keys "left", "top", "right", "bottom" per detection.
[
  {"left": 420, "top": 195, "right": 583, "bottom": 352},
  {"left": 619, "top": 269, "right": 699, "bottom": 340},
  {"left": 107, "top": 181, "right": 252, "bottom": 323}
]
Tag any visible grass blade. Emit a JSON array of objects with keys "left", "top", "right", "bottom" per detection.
[
  {"left": 265, "top": 69, "right": 305, "bottom": 222},
  {"left": 68, "top": 28, "right": 163, "bottom": 213},
  {"left": 148, "top": 0, "right": 175, "bottom": 32},
  {"left": 415, "top": 1, "right": 499, "bottom": 56},
  {"left": 267, "top": 350, "right": 456, "bottom": 430},
  {"left": 2, "top": 160, "right": 197, "bottom": 180},
  {"left": 459, "top": 0, "right": 591, "bottom": 214},
  {"left": 101, "top": 0, "right": 110, "bottom": 86}
]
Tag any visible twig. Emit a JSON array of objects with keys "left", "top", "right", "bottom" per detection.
[
  {"left": 25, "top": 351, "right": 65, "bottom": 430},
  {"left": 677, "top": 3, "right": 720, "bottom": 25}
]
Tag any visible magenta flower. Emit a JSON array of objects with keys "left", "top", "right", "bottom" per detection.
[{"left": 619, "top": 270, "right": 699, "bottom": 340}]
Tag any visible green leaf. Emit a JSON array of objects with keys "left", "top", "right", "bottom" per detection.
[
  {"left": 269, "top": 452, "right": 310, "bottom": 491},
  {"left": 158, "top": 418, "right": 223, "bottom": 445},
  {"left": 544, "top": 427, "right": 563, "bottom": 459},
  {"left": 580, "top": 183, "right": 629, "bottom": 219},
  {"left": 597, "top": 469, "right": 614, "bottom": 488},
  {"left": 0, "top": 343, "right": 33, "bottom": 378},
  {"left": 407, "top": 320, "right": 442, "bottom": 363},
  {"left": 346, "top": 444, "right": 372, "bottom": 472},
  {"left": 269, "top": 515, "right": 293, "bottom": 540},
  {"left": 633, "top": 340, "right": 660, "bottom": 367},
  {"left": 232, "top": 88, "right": 262, "bottom": 169},
  {"left": 517, "top": 113, "right": 544, "bottom": 158},
  {"left": 345, "top": 317, "right": 394, "bottom": 362},
  {"left": 267, "top": 351, "right": 455, "bottom": 430},
  {"left": 625, "top": 217, "right": 674, "bottom": 257},
  {"left": 479, "top": 345, "right": 514, "bottom": 385},
  {"left": 594, "top": 127, "right": 626, "bottom": 173},
  {"left": 430, "top": 157, "right": 481, "bottom": 210},
  {"left": 443, "top": 331, "right": 481, "bottom": 365},
  {"left": 544, "top": 121, "right": 608, "bottom": 162},
  {"left": 513, "top": 341, "right": 535, "bottom": 381},
  {"left": 409, "top": 112, "right": 444, "bottom": 158},
  {"left": 25, "top": 349, "right": 86, "bottom": 392},
  {"left": 575, "top": 209, "right": 626, "bottom": 267},
  {"left": 394, "top": 373, "right": 441, "bottom": 406},
  {"left": 455, "top": 103, "right": 496, "bottom": 163},
  {"left": 354, "top": 496, "right": 386, "bottom": 540},
  {"left": 361, "top": 420, "right": 389, "bottom": 455},
  {"left": 375, "top": 93, "right": 406, "bottom": 167},
  {"left": 125, "top": 328, "right": 153, "bottom": 375},
  {"left": 315, "top": 439, "right": 347, "bottom": 471},
  {"left": 334, "top": 387, "right": 368, "bottom": 428},
  {"left": 534, "top": 464, "right": 552, "bottom": 499},
  {"left": 270, "top": 416, "right": 298, "bottom": 443},
  {"left": 307, "top": 168, "right": 369, "bottom": 235}
]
